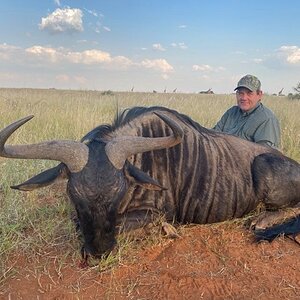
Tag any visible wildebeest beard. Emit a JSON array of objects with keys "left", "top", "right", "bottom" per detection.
[{"left": 75, "top": 203, "right": 118, "bottom": 259}]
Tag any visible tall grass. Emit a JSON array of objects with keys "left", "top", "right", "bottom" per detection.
[{"left": 0, "top": 88, "right": 299, "bottom": 284}]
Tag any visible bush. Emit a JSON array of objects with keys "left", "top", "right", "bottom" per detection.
[{"left": 288, "top": 93, "right": 300, "bottom": 100}]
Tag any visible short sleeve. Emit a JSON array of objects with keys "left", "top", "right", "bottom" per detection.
[{"left": 253, "top": 118, "right": 281, "bottom": 148}]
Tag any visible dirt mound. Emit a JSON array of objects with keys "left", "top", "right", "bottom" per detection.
[{"left": 2, "top": 223, "right": 300, "bottom": 299}]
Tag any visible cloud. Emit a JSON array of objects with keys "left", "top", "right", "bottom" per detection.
[
  {"left": 0, "top": 43, "right": 20, "bottom": 51},
  {"left": 260, "top": 45, "right": 300, "bottom": 69},
  {"left": 178, "top": 25, "right": 187, "bottom": 29},
  {"left": 152, "top": 43, "right": 166, "bottom": 51},
  {"left": 171, "top": 42, "right": 187, "bottom": 50},
  {"left": 94, "top": 25, "right": 101, "bottom": 34},
  {"left": 178, "top": 43, "right": 187, "bottom": 50},
  {"left": 83, "top": 8, "right": 98, "bottom": 17},
  {"left": 74, "top": 75, "right": 88, "bottom": 84},
  {"left": 161, "top": 73, "right": 169, "bottom": 80},
  {"left": 56, "top": 74, "right": 87, "bottom": 85},
  {"left": 39, "top": 8, "right": 83, "bottom": 34},
  {"left": 103, "top": 26, "right": 111, "bottom": 32},
  {"left": 1, "top": 42, "right": 174, "bottom": 79},
  {"left": 55, "top": 74, "right": 69, "bottom": 82},
  {"left": 26, "top": 45, "right": 63, "bottom": 62},
  {"left": 278, "top": 45, "right": 300, "bottom": 64},
  {"left": 233, "top": 50, "right": 246, "bottom": 55},
  {"left": 253, "top": 58, "right": 263, "bottom": 64},
  {"left": 25, "top": 47, "right": 174, "bottom": 73},
  {"left": 54, "top": 0, "right": 61, "bottom": 6},
  {"left": 192, "top": 64, "right": 213, "bottom": 71},
  {"left": 0, "top": 43, "right": 21, "bottom": 60},
  {"left": 192, "top": 64, "right": 225, "bottom": 72},
  {"left": 90, "top": 20, "right": 111, "bottom": 34},
  {"left": 25, "top": 46, "right": 126, "bottom": 66},
  {"left": 77, "top": 39, "right": 88, "bottom": 43},
  {"left": 141, "top": 59, "right": 173, "bottom": 73},
  {"left": 66, "top": 49, "right": 112, "bottom": 64},
  {"left": 24, "top": 45, "right": 136, "bottom": 70}
]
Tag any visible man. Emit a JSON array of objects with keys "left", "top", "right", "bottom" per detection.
[{"left": 213, "top": 74, "right": 280, "bottom": 148}]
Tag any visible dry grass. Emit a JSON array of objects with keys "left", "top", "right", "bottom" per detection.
[{"left": 0, "top": 88, "right": 299, "bottom": 289}]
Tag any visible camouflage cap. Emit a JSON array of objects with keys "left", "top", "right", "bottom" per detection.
[{"left": 234, "top": 74, "right": 261, "bottom": 92}]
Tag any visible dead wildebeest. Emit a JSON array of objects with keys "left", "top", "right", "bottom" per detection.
[{"left": 1, "top": 106, "right": 300, "bottom": 263}]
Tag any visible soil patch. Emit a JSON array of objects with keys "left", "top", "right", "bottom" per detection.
[{"left": 2, "top": 223, "right": 300, "bottom": 300}]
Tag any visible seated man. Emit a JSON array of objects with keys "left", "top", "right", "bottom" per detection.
[{"left": 213, "top": 74, "right": 280, "bottom": 148}]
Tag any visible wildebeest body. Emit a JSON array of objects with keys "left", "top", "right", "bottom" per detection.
[
  {"left": 106, "top": 107, "right": 274, "bottom": 225},
  {"left": 1, "top": 106, "right": 299, "bottom": 258}
]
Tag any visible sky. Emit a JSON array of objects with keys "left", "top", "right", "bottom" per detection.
[{"left": 0, "top": 0, "right": 300, "bottom": 94}]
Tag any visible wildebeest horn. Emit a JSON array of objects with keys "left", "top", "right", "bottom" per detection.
[
  {"left": 105, "top": 112, "right": 183, "bottom": 169},
  {"left": 0, "top": 116, "right": 89, "bottom": 173}
]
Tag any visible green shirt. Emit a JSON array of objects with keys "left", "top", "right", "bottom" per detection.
[{"left": 213, "top": 102, "right": 281, "bottom": 148}]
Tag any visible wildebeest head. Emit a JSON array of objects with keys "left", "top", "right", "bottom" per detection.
[{"left": 0, "top": 113, "right": 183, "bottom": 258}]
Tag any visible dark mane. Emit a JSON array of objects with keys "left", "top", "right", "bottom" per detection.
[
  {"left": 81, "top": 106, "right": 213, "bottom": 142},
  {"left": 80, "top": 123, "right": 113, "bottom": 143},
  {"left": 114, "top": 106, "right": 212, "bottom": 133}
]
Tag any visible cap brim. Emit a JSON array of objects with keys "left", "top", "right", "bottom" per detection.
[{"left": 234, "top": 85, "right": 255, "bottom": 92}]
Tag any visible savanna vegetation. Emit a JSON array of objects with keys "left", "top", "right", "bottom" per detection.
[
  {"left": 0, "top": 88, "right": 299, "bottom": 297},
  {"left": 288, "top": 82, "right": 300, "bottom": 100}
]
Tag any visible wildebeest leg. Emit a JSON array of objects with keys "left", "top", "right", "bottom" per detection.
[
  {"left": 72, "top": 212, "right": 81, "bottom": 232},
  {"left": 251, "top": 153, "right": 300, "bottom": 232},
  {"left": 250, "top": 205, "right": 300, "bottom": 230},
  {"left": 117, "top": 209, "right": 179, "bottom": 238},
  {"left": 117, "top": 210, "right": 156, "bottom": 232}
]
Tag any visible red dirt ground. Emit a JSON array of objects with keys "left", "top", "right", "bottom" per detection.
[{"left": 2, "top": 223, "right": 300, "bottom": 300}]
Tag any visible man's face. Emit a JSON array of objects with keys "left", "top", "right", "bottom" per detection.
[{"left": 236, "top": 88, "right": 262, "bottom": 112}]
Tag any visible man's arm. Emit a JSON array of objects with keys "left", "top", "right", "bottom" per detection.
[{"left": 253, "top": 118, "right": 281, "bottom": 148}]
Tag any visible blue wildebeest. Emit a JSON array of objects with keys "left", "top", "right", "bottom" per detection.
[{"left": 0, "top": 106, "right": 300, "bottom": 262}]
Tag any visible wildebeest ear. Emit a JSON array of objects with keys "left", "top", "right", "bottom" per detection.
[
  {"left": 11, "top": 163, "right": 69, "bottom": 191},
  {"left": 125, "top": 163, "right": 167, "bottom": 191}
]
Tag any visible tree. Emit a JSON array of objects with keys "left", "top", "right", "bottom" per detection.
[
  {"left": 289, "top": 82, "right": 300, "bottom": 100},
  {"left": 293, "top": 82, "right": 300, "bottom": 94}
]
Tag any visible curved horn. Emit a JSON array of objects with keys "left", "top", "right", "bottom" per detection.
[
  {"left": 105, "top": 112, "right": 183, "bottom": 169},
  {"left": 0, "top": 116, "right": 89, "bottom": 173}
]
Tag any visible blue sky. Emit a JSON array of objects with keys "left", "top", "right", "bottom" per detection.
[{"left": 0, "top": 0, "right": 300, "bottom": 94}]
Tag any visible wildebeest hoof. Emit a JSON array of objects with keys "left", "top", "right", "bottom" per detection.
[
  {"left": 78, "top": 246, "right": 90, "bottom": 268},
  {"left": 162, "top": 222, "right": 180, "bottom": 238},
  {"left": 250, "top": 209, "right": 300, "bottom": 231},
  {"left": 250, "top": 213, "right": 270, "bottom": 230}
]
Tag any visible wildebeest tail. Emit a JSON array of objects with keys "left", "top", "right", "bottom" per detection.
[{"left": 254, "top": 215, "right": 300, "bottom": 242}]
